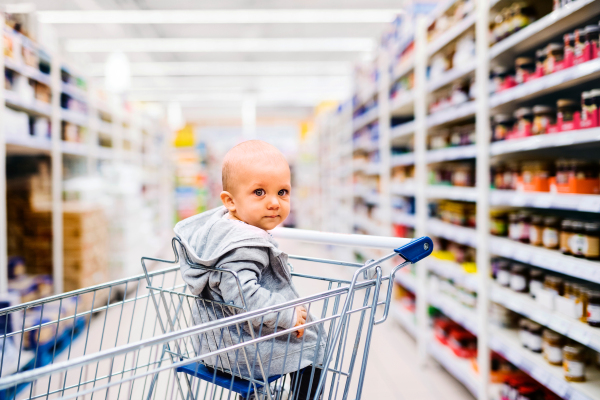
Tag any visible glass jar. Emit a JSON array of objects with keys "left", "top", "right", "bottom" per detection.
[
  {"left": 565, "top": 32, "right": 576, "bottom": 66},
  {"left": 528, "top": 322, "right": 543, "bottom": 353},
  {"left": 514, "top": 107, "right": 533, "bottom": 136},
  {"left": 556, "top": 159, "right": 570, "bottom": 185},
  {"left": 532, "top": 105, "right": 556, "bottom": 135},
  {"left": 582, "top": 91, "right": 595, "bottom": 124},
  {"left": 492, "top": 114, "right": 514, "bottom": 142},
  {"left": 586, "top": 25, "right": 600, "bottom": 60},
  {"left": 536, "top": 48, "right": 546, "bottom": 76},
  {"left": 519, "top": 319, "right": 531, "bottom": 348},
  {"left": 557, "top": 99, "right": 579, "bottom": 123},
  {"left": 515, "top": 57, "right": 535, "bottom": 84},
  {"left": 544, "top": 275, "right": 564, "bottom": 295},
  {"left": 543, "top": 329, "right": 564, "bottom": 365},
  {"left": 517, "top": 212, "right": 531, "bottom": 243},
  {"left": 529, "top": 269, "right": 544, "bottom": 298},
  {"left": 529, "top": 215, "right": 544, "bottom": 246},
  {"left": 497, "top": 259, "right": 511, "bottom": 287},
  {"left": 564, "top": 344, "right": 586, "bottom": 382},
  {"left": 587, "top": 289, "right": 600, "bottom": 327},
  {"left": 545, "top": 43, "right": 564, "bottom": 74},
  {"left": 543, "top": 216, "right": 560, "bottom": 249},
  {"left": 510, "top": 263, "right": 529, "bottom": 293},
  {"left": 569, "top": 220, "right": 586, "bottom": 257},
  {"left": 560, "top": 219, "right": 573, "bottom": 254},
  {"left": 508, "top": 213, "right": 520, "bottom": 241},
  {"left": 583, "top": 222, "right": 600, "bottom": 260},
  {"left": 490, "top": 211, "right": 508, "bottom": 236}
]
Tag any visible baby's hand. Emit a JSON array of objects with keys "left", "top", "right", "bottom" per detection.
[{"left": 294, "top": 306, "right": 307, "bottom": 338}]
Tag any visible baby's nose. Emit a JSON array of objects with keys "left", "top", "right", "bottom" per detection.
[{"left": 267, "top": 196, "right": 280, "bottom": 208}]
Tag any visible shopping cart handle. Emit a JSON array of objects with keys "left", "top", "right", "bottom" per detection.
[{"left": 394, "top": 236, "right": 433, "bottom": 263}]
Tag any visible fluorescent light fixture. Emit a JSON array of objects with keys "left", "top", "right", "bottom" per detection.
[
  {"left": 64, "top": 38, "right": 375, "bottom": 53},
  {"left": 89, "top": 61, "right": 352, "bottom": 77},
  {"left": 104, "top": 52, "right": 131, "bottom": 93},
  {"left": 38, "top": 9, "right": 402, "bottom": 24}
]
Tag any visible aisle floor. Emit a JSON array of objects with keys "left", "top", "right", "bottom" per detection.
[{"left": 280, "top": 240, "right": 474, "bottom": 400}]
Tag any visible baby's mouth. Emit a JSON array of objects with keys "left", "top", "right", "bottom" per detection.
[{"left": 265, "top": 215, "right": 280, "bottom": 219}]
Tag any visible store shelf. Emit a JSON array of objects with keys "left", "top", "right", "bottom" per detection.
[
  {"left": 426, "top": 185, "right": 478, "bottom": 202},
  {"left": 426, "top": 144, "right": 477, "bottom": 164},
  {"left": 427, "top": 101, "right": 476, "bottom": 128},
  {"left": 97, "top": 120, "right": 114, "bottom": 136},
  {"left": 490, "top": 283, "right": 600, "bottom": 353},
  {"left": 391, "top": 153, "right": 415, "bottom": 167},
  {"left": 5, "top": 90, "right": 52, "bottom": 117},
  {"left": 490, "top": 329, "right": 600, "bottom": 400},
  {"left": 390, "top": 92, "right": 414, "bottom": 116},
  {"left": 61, "top": 109, "right": 88, "bottom": 127},
  {"left": 97, "top": 146, "right": 114, "bottom": 160},
  {"left": 353, "top": 141, "right": 379, "bottom": 153},
  {"left": 427, "top": 338, "right": 479, "bottom": 398},
  {"left": 354, "top": 162, "right": 380, "bottom": 176},
  {"left": 4, "top": 57, "right": 52, "bottom": 86},
  {"left": 353, "top": 108, "right": 379, "bottom": 131},
  {"left": 427, "top": 13, "right": 476, "bottom": 57},
  {"left": 427, "top": 257, "right": 478, "bottom": 292},
  {"left": 429, "top": 291, "right": 478, "bottom": 335},
  {"left": 392, "top": 211, "right": 415, "bottom": 228},
  {"left": 61, "top": 141, "right": 88, "bottom": 157},
  {"left": 490, "top": 128, "right": 600, "bottom": 156},
  {"left": 353, "top": 86, "right": 378, "bottom": 112},
  {"left": 391, "top": 121, "right": 415, "bottom": 140},
  {"left": 393, "top": 59, "right": 414, "bottom": 81},
  {"left": 490, "top": 0, "right": 600, "bottom": 62},
  {"left": 490, "top": 58, "right": 600, "bottom": 110},
  {"left": 5, "top": 135, "right": 51, "bottom": 154},
  {"left": 428, "top": 64, "right": 475, "bottom": 93},
  {"left": 395, "top": 270, "right": 417, "bottom": 292},
  {"left": 490, "top": 190, "right": 600, "bottom": 212},
  {"left": 427, "top": 219, "right": 478, "bottom": 247},
  {"left": 392, "top": 303, "right": 417, "bottom": 338},
  {"left": 391, "top": 182, "right": 415, "bottom": 197},
  {"left": 489, "top": 236, "right": 600, "bottom": 284},
  {"left": 61, "top": 82, "right": 88, "bottom": 103}
]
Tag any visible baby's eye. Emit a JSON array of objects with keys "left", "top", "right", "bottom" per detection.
[
  {"left": 254, "top": 189, "right": 265, "bottom": 196},
  {"left": 278, "top": 189, "right": 288, "bottom": 196}
]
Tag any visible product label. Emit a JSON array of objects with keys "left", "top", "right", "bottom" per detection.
[
  {"left": 497, "top": 270, "right": 511, "bottom": 286},
  {"left": 564, "top": 359, "right": 585, "bottom": 378},
  {"left": 543, "top": 229, "right": 559, "bottom": 248},
  {"left": 528, "top": 334, "right": 542, "bottom": 352},
  {"left": 569, "top": 234, "right": 586, "bottom": 256},
  {"left": 510, "top": 275, "right": 527, "bottom": 291},
  {"left": 584, "top": 237, "right": 600, "bottom": 258},
  {"left": 588, "top": 304, "right": 600, "bottom": 323},
  {"left": 519, "top": 329, "right": 531, "bottom": 348},
  {"left": 509, "top": 223, "right": 522, "bottom": 240},
  {"left": 530, "top": 280, "right": 543, "bottom": 298},
  {"left": 529, "top": 226, "right": 540, "bottom": 244},
  {"left": 545, "top": 345, "right": 563, "bottom": 364}
]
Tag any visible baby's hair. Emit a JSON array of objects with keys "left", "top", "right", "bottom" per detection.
[{"left": 222, "top": 140, "right": 288, "bottom": 192}]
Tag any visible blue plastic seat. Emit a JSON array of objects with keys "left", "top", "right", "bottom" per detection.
[{"left": 176, "top": 363, "right": 281, "bottom": 398}]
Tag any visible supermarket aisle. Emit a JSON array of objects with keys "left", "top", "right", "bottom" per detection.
[{"left": 279, "top": 239, "right": 473, "bottom": 400}]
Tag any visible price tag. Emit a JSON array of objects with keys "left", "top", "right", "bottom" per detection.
[
  {"left": 529, "top": 366, "right": 550, "bottom": 385},
  {"left": 568, "top": 326, "right": 591, "bottom": 346},
  {"left": 549, "top": 316, "right": 569, "bottom": 335},
  {"left": 577, "top": 196, "right": 600, "bottom": 213},
  {"left": 547, "top": 377, "right": 569, "bottom": 397}
]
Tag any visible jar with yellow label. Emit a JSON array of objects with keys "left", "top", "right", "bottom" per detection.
[
  {"left": 563, "top": 344, "right": 586, "bottom": 382},
  {"left": 543, "top": 329, "right": 564, "bottom": 366}
]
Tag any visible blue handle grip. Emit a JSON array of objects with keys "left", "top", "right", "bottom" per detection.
[{"left": 394, "top": 236, "right": 433, "bottom": 263}]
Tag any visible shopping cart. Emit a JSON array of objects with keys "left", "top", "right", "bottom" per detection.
[{"left": 0, "top": 228, "right": 432, "bottom": 400}]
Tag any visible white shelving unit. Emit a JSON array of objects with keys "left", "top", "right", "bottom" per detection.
[
  {"left": 321, "top": 0, "right": 600, "bottom": 398},
  {"left": 0, "top": 19, "right": 173, "bottom": 294}
]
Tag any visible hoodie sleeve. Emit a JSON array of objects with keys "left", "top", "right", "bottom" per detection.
[{"left": 214, "top": 248, "right": 296, "bottom": 331}]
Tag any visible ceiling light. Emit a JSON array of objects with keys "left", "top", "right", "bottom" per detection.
[
  {"left": 64, "top": 38, "right": 375, "bottom": 53},
  {"left": 88, "top": 61, "right": 352, "bottom": 77},
  {"left": 38, "top": 9, "right": 402, "bottom": 24}
]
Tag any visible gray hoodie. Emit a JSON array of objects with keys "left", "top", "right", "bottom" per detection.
[{"left": 174, "top": 206, "right": 325, "bottom": 379}]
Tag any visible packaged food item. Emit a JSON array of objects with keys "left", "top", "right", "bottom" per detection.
[
  {"left": 583, "top": 222, "right": 600, "bottom": 259},
  {"left": 519, "top": 319, "right": 531, "bottom": 348},
  {"left": 492, "top": 66, "right": 516, "bottom": 92},
  {"left": 545, "top": 43, "right": 564, "bottom": 74},
  {"left": 508, "top": 213, "right": 521, "bottom": 241},
  {"left": 529, "top": 215, "right": 544, "bottom": 246},
  {"left": 535, "top": 48, "right": 546, "bottom": 77},
  {"left": 447, "top": 329, "right": 477, "bottom": 358},
  {"left": 564, "top": 32, "right": 575, "bottom": 68},
  {"left": 520, "top": 162, "right": 550, "bottom": 192},
  {"left": 514, "top": 107, "right": 533, "bottom": 137},
  {"left": 563, "top": 344, "right": 586, "bottom": 382},
  {"left": 557, "top": 99, "right": 579, "bottom": 131},
  {"left": 542, "top": 329, "right": 564, "bottom": 365},
  {"left": 496, "top": 259, "right": 511, "bottom": 287},
  {"left": 560, "top": 219, "right": 573, "bottom": 254},
  {"left": 516, "top": 385, "right": 541, "bottom": 400},
  {"left": 581, "top": 91, "right": 598, "bottom": 128},
  {"left": 532, "top": 105, "right": 556, "bottom": 135},
  {"left": 510, "top": 263, "right": 528, "bottom": 293},
  {"left": 529, "top": 269, "right": 544, "bottom": 298},
  {"left": 515, "top": 57, "right": 535, "bottom": 84},
  {"left": 569, "top": 220, "right": 586, "bottom": 257},
  {"left": 492, "top": 114, "right": 514, "bottom": 141},
  {"left": 544, "top": 275, "right": 564, "bottom": 296},
  {"left": 528, "top": 322, "right": 543, "bottom": 353},
  {"left": 542, "top": 216, "right": 560, "bottom": 249},
  {"left": 587, "top": 289, "right": 600, "bottom": 327},
  {"left": 490, "top": 211, "right": 508, "bottom": 236},
  {"left": 585, "top": 25, "right": 600, "bottom": 61}
]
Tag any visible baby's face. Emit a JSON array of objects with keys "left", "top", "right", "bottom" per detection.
[{"left": 227, "top": 159, "right": 291, "bottom": 231}]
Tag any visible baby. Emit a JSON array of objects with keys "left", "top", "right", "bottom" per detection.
[{"left": 175, "top": 140, "right": 324, "bottom": 400}]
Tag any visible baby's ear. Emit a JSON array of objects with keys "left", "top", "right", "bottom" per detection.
[{"left": 220, "top": 191, "right": 235, "bottom": 211}]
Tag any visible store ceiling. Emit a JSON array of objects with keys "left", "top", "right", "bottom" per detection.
[{"left": 4, "top": 0, "right": 403, "bottom": 122}]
